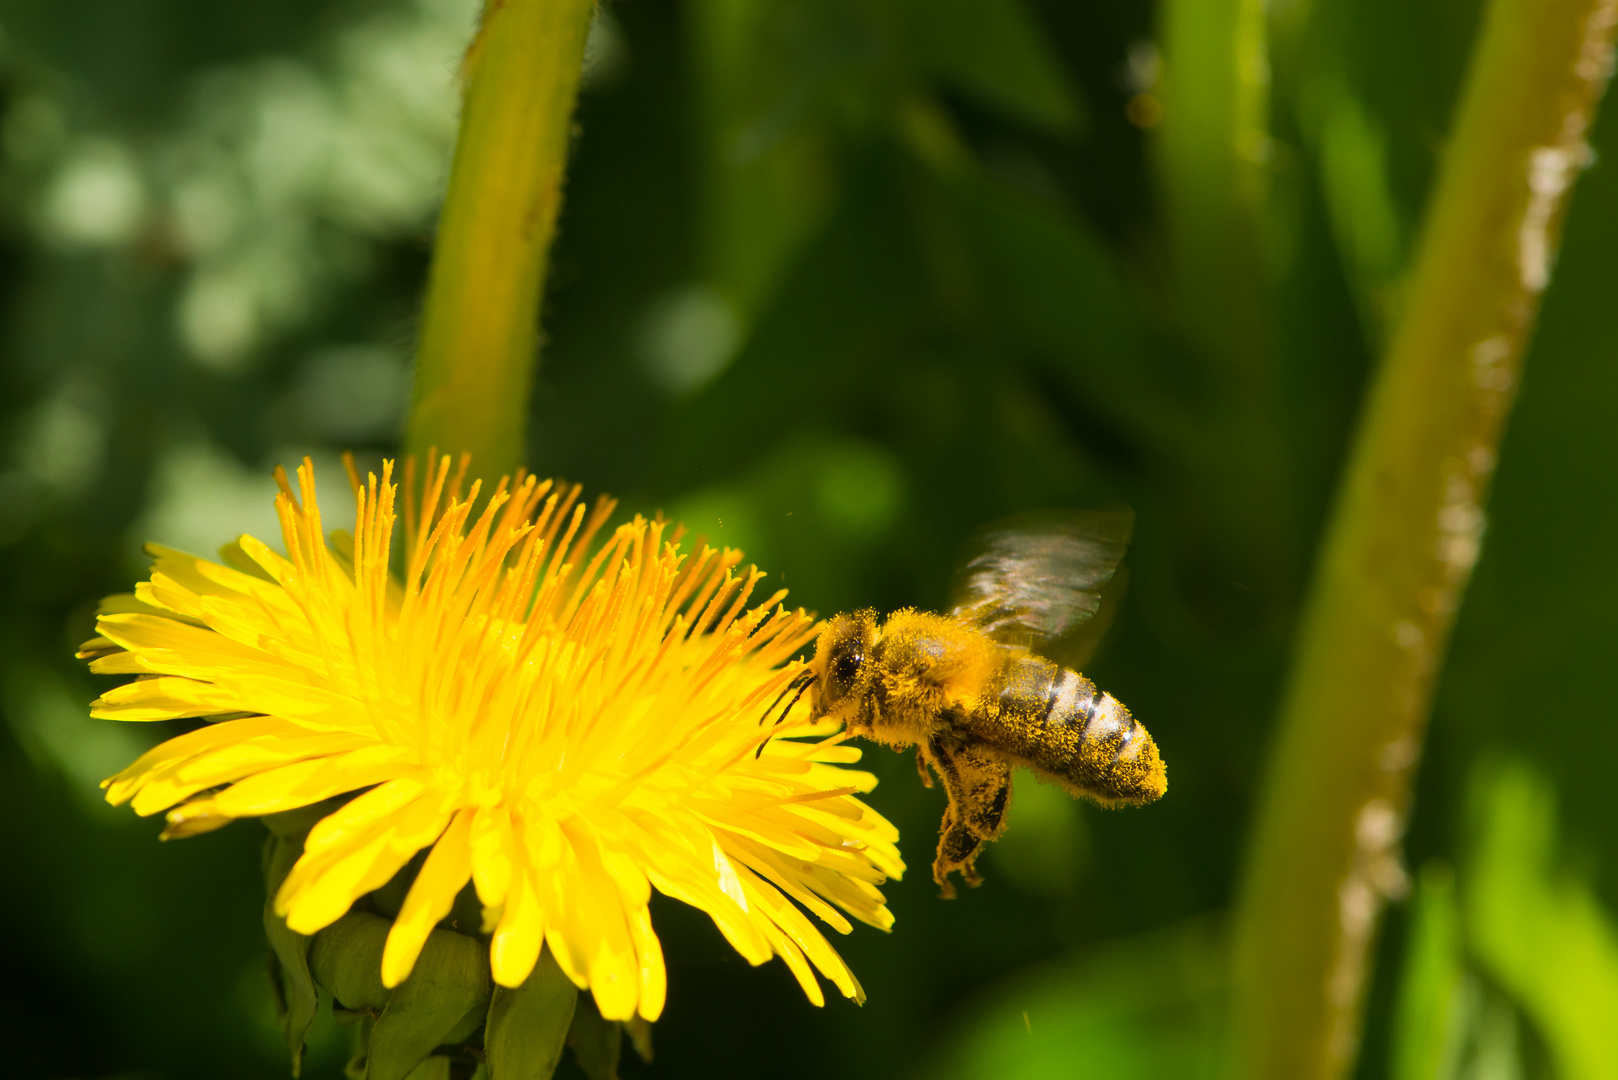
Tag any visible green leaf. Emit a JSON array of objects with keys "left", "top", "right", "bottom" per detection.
[
  {"left": 897, "top": 0, "right": 1086, "bottom": 133},
  {"left": 485, "top": 949, "right": 578, "bottom": 1080},
  {"left": 367, "top": 927, "right": 492, "bottom": 1080},
  {"left": 1390, "top": 863, "right": 1469, "bottom": 1080},
  {"left": 1464, "top": 761, "right": 1618, "bottom": 1080},
  {"left": 1299, "top": 69, "right": 1407, "bottom": 340},
  {"left": 1155, "top": 0, "right": 1269, "bottom": 371},
  {"left": 1466, "top": 996, "right": 1525, "bottom": 1080},
  {"left": 263, "top": 833, "right": 319, "bottom": 1077},
  {"left": 947, "top": 173, "right": 1168, "bottom": 436},
  {"left": 922, "top": 919, "right": 1226, "bottom": 1080},
  {"left": 661, "top": 164, "right": 928, "bottom": 486},
  {"left": 310, "top": 912, "right": 393, "bottom": 1014},
  {"left": 685, "top": 0, "right": 839, "bottom": 314},
  {"left": 566, "top": 994, "right": 622, "bottom": 1080}
]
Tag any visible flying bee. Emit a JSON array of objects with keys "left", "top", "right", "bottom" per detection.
[{"left": 775, "top": 508, "right": 1165, "bottom": 896}]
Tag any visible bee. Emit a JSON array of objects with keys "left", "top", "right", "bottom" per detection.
[{"left": 776, "top": 508, "right": 1165, "bottom": 896}]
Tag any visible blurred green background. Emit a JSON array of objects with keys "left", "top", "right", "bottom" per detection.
[{"left": 3, "top": 1, "right": 1618, "bottom": 1077}]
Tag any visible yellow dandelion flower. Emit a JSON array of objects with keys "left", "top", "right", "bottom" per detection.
[{"left": 79, "top": 457, "right": 903, "bottom": 1021}]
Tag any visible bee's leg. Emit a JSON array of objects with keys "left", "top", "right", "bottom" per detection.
[
  {"left": 927, "top": 739, "right": 1012, "bottom": 897},
  {"left": 914, "top": 746, "right": 935, "bottom": 788},
  {"left": 934, "top": 810, "right": 978, "bottom": 901}
]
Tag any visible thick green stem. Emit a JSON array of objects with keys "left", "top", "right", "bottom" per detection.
[
  {"left": 405, "top": 0, "right": 596, "bottom": 485},
  {"left": 1229, "top": 1, "right": 1618, "bottom": 1078}
]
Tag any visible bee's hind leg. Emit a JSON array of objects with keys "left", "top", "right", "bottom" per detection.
[
  {"left": 934, "top": 811, "right": 981, "bottom": 900},
  {"left": 927, "top": 739, "right": 1012, "bottom": 898},
  {"left": 914, "top": 746, "right": 935, "bottom": 788}
]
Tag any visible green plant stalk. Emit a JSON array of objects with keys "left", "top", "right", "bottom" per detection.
[
  {"left": 1156, "top": 0, "right": 1304, "bottom": 625},
  {"left": 1229, "top": 1, "right": 1618, "bottom": 1077},
  {"left": 405, "top": 0, "right": 597, "bottom": 485},
  {"left": 1157, "top": 0, "right": 1269, "bottom": 376}
]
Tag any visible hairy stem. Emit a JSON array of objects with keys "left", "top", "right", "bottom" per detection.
[
  {"left": 1229, "top": 1, "right": 1618, "bottom": 1077},
  {"left": 405, "top": 0, "right": 596, "bottom": 484}
]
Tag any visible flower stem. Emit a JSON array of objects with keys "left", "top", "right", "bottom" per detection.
[
  {"left": 1229, "top": 1, "right": 1618, "bottom": 1077},
  {"left": 405, "top": 0, "right": 597, "bottom": 485}
]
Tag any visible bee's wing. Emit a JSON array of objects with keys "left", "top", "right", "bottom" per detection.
[{"left": 948, "top": 506, "right": 1134, "bottom": 671}]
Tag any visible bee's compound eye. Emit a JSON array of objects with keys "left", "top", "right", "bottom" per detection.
[{"left": 819, "top": 613, "right": 872, "bottom": 712}]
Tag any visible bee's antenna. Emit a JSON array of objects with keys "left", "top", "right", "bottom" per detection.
[
  {"left": 771, "top": 675, "right": 815, "bottom": 728},
  {"left": 759, "top": 668, "right": 815, "bottom": 726}
]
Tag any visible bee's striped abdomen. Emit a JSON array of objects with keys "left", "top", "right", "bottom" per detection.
[{"left": 979, "top": 653, "right": 1166, "bottom": 806}]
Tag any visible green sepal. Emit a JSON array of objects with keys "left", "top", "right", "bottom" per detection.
[
  {"left": 485, "top": 949, "right": 578, "bottom": 1080},
  {"left": 566, "top": 995, "right": 622, "bottom": 1080},
  {"left": 333, "top": 1005, "right": 370, "bottom": 1027},
  {"left": 624, "top": 1016, "right": 653, "bottom": 1064},
  {"left": 363, "top": 853, "right": 480, "bottom": 935},
  {"left": 310, "top": 912, "right": 393, "bottom": 1013},
  {"left": 345, "top": 1014, "right": 374, "bottom": 1080},
  {"left": 263, "top": 833, "right": 319, "bottom": 1077},
  {"left": 445, "top": 881, "right": 484, "bottom": 938},
  {"left": 369, "top": 851, "right": 428, "bottom": 921},
  {"left": 367, "top": 927, "right": 492, "bottom": 1080},
  {"left": 403, "top": 1059, "right": 452, "bottom": 1080}
]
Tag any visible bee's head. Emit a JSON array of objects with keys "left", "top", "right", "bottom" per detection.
[{"left": 810, "top": 610, "right": 878, "bottom": 722}]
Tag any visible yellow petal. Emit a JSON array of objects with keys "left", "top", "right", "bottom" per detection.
[
  {"left": 303, "top": 776, "right": 429, "bottom": 856},
  {"left": 145, "top": 544, "right": 249, "bottom": 599},
  {"left": 382, "top": 809, "right": 474, "bottom": 988},
  {"left": 734, "top": 862, "right": 859, "bottom": 1002},
  {"left": 490, "top": 853, "right": 545, "bottom": 988},
  {"left": 96, "top": 613, "right": 265, "bottom": 669},
  {"left": 723, "top": 837, "right": 853, "bottom": 935},
  {"left": 754, "top": 914, "right": 824, "bottom": 1007},
  {"left": 128, "top": 730, "right": 378, "bottom": 816},
  {"left": 88, "top": 652, "right": 160, "bottom": 675},
  {"left": 564, "top": 826, "right": 639, "bottom": 1021},
  {"left": 529, "top": 819, "right": 587, "bottom": 989},
  {"left": 283, "top": 795, "right": 449, "bottom": 934},
  {"left": 627, "top": 904, "right": 667, "bottom": 1022},
  {"left": 234, "top": 534, "right": 295, "bottom": 586},
  {"left": 469, "top": 804, "right": 516, "bottom": 909},
  {"left": 282, "top": 831, "right": 395, "bottom": 934},
  {"left": 216, "top": 538, "right": 278, "bottom": 583},
  {"left": 638, "top": 844, "right": 771, "bottom": 966},
  {"left": 137, "top": 575, "right": 207, "bottom": 622},
  {"left": 103, "top": 716, "right": 291, "bottom": 801},
  {"left": 212, "top": 743, "right": 413, "bottom": 817},
  {"left": 92, "top": 675, "right": 237, "bottom": 721},
  {"left": 95, "top": 591, "right": 172, "bottom": 618},
  {"left": 161, "top": 797, "right": 233, "bottom": 840},
  {"left": 694, "top": 805, "right": 824, "bottom": 861}
]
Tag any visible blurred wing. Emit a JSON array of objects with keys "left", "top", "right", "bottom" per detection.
[{"left": 948, "top": 507, "right": 1134, "bottom": 670}]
